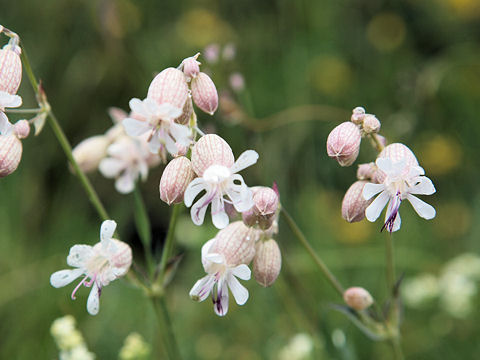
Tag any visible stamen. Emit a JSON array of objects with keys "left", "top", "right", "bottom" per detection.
[{"left": 71, "top": 275, "right": 89, "bottom": 300}]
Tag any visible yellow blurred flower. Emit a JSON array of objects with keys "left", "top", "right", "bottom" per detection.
[
  {"left": 367, "top": 13, "right": 406, "bottom": 52},
  {"left": 418, "top": 134, "right": 461, "bottom": 176},
  {"left": 308, "top": 55, "right": 352, "bottom": 96},
  {"left": 442, "top": 0, "right": 480, "bottom": 19},
  {"left": 434, "top": 201, "right": 471, "bottom": 239}
]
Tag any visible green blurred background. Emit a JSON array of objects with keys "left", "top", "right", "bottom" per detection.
[{"left": 1, "top": 0, "right": 480, "bottom": 359}]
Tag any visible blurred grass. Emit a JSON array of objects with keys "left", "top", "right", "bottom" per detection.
[{"left": 1, "top": 0, "right": 480, "bottom": 358}]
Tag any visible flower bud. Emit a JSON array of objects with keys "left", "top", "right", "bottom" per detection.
[
  {"left": 254, "top": 239, "right": 282, "bottom": 287},
  {"left": 342, "top": 181, "right": 372, "bottom": 223},
  {"left": 13, "top": 119, "right": 30, "bottom": 139},
  {"left": 210, "top": 221, "right": 257, "bottom": 266},
  {"left": 0, "top": 44, "right": 22, "bottom": 95},
  {"left": 191, "top": 134, "right": 234, "bottom": 176},
  {"left": 191, "top": 72, "right": 218, "bottom": 115},
  {"left": 182, "top": 53, "right": 200, "bottom": 80},
  {"left": 147, "top": 68, "right": 189, "bottom": 110},
  {"left": 373, "top": 143, "right": 418, "bottom": 183},
  {"left": 159, "top": 156, "right": 195, "bottom": 205},
  {"left": 356, "top": 162, "right": 376, "bottom": 180},
  {"left": 242, "top": 186, "right": 279, "bottom": 230},
  {"left": 72, "top": 136, "right": 110, "bottom": 173},
  {"left": 362, "top": 114, "right": 380, "bottom": 133},
  {"left": 343, "top": 287, "right": 373, "bottom": 311},
  {"left": 351, "top": 106, "right": 365, "bottom": 125},
  {"left": 0, "top": 134, "right": 22, "bottom": 177},
  {"left": 326, "top": 122, "right": 361, "bottom": 166}
]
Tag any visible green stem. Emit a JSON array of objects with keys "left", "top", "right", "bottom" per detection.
[
  {"left": 151, "top": 296, "right": 182, "bottom": 360},
  {"left": 385, "top": 233, "right": 396, "bottom": 295},
  {"left": 133, "top": 186, "right": 155, "bottom": 277},
  {"left": 370, "top": 133, "right": 385, "bottom": 152},
  {"left": 5, "top": 108, "right": 42, "bottom": 114},
  {"left": 20, "top": 44, "right": 110, "bottom": 221},
  {"left": 389, "top": 336, "right": 404, "bottom": 360},
  {"left": 159, "top": 204, "right": 182, "bottom": 279},
  {"left": 280, "top": 207, "right": 345, "bottom": 297}
]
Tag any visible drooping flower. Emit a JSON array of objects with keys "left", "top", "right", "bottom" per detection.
[
  {"left": 184, "top": 134, "right": 258, "bottom": 229},
  {"left": 0, "top": 44, "right": 23, "bottom": 135},
  {"left": 363, "top": 144, "right": 436, "bottom": 232},
  {"left": 99, "top": 135, "right": 160, "bottom": 194},
  {"left": 189, "top": 221, "right": 256, "bottom": 316},
  {"left": 50, "top": 220, "right": 132, "bottom": 315},
  {"left": 122, "top": 98, "right": 191, "bottom": 156}
]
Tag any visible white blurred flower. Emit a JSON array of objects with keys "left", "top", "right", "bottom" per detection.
[
  {"left": 51, "top": 315, "right": 95, "bottom": 360},
  {"left": 119, "top": 333, "right": 151, "bottom": 360},
  {"left": 279, "top": 333, "right": 314, "bottom": 360},
  {"left": 50, "top": 220, "right": 132, "bottom": 315},
  {"left": 402, "top": 273, "right": 440, "bottom": 308},
  {"left": 122, "top": 98, "right": 191, "bottom": 156}
]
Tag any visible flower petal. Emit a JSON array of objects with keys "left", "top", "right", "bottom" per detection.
[
  {"left": 384, "top": 206, "right": 402, "bottom": 232},
  {"left": 122, "top": 117, "right": 151, "bottom": 137},
  {"left": 363, "top": 183, "right": 385, "bottom": 200},
  {"left": 190, "top": 192, "right": 213, "bottom": 225},
  {"left": 409, "top": 176, "right": 436, "bottom": 195},
  {"left": 231, "top": 264, "right": 251, "bottom": 281},
  {"left": 365, "top": 191, "right": 390, "bottom": 222},
  {"left": 230, "top": 150, "right": 259, "bottom": 174},
  {"left": 184, "top": 178, "right": 207, "bottom": 207},
  {"left": 67, "top": 245, "right": 94, "bottom": 267},
  {"left": 226, "top": 175, "right": 254, "bottom": 212},
  {"left": 189, "top": 275, "right": 215, "bottom": 302},
  {"left": 128, "top": 98, "right": 145, "bottom": 116},
  {"left": 0, "top": 91, "right": 22, "bottom": 108},
  {"left": 87, "top": 282, "right": 101, "bottom": 315},
  {"left": 375, "top": 157, "right": 393, "bottom": 173},
  {"left": 170, "top": 122, "right": 191, "bottom": 144},
  {"left": 99, "top": 158, "right": 125, "bottom": 178},
  {"left": 211, "top": 196, "right": 229, "bottom": 229},
  {"left": 115, "top": 171, "right": 135, "bottom": 194},
  {"left": 227, "top": 273, "right": 249, "bottom": 305},
  {"left": 214, "top": 280, "right": 229, "bottom": 316},
  {"left": 101, "top": 220, "right": 117, "bottom": 243},
  {"left": 147, "top": 130, "right": 162, "bottom": 154},
  {"left": 158, "top": 103, "right": 183, "bottom": 120},
  {"left": 407, "top": 194, "right": 436, "bottom": 220},
  {"left": 50, "top": 269, "right": 84, "bottom": 288},
  {"left": 0, "top": 111, "right": 13, "bottom": 136}
]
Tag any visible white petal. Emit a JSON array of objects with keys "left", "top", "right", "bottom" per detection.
[
  {"left": 227, "top": 273, "right": 249, "bottom": 305},
  {"left": 107, "top": 141, "right": 130, "bottom": 158},
  {"left": 362, "top": 183, "right": 385, "bottom": 200},
  {"left": 184, "top": 178, "right": 207, "bottom": 206},
  {"left": 375, "top": 157, "right": 393, "bottom": 173},
  {"left": 0, "top": 91, "right": 22, "bottom": 108},
  {"left": 148, "top": 131, "right": 162, "bottom": 154},
  {"left": 189, "top": 275, "right": 215, "bottom": 302},
  {"left": 211, "top": 196, "right": 229, "bottom": 229},
  {"left": 158, "top": 103, "right": 182, "bottom": 120},
  {"left": 409, "top": 165, "right": 425, "bottom": 177},
  {"left": 201, "top": 238, "right": 217, "bottom": 268},
  {"left": 128, "top": 98, "right": 146, "bottom": 116},
  {"left": 407, "top": 195, "right": 436, "bottom": 220},
  {"left": 164, "top": 131, "right": 178, "bottom": 155},
  {"left": 365, "top": 191, "right": 390, "bottom": 222},
  {"left": 204, "top": 253, "right": 224, "bottom": 264},
  {"left": 231, "top": 264, "right": 251, "bottom": 280},
  {"left": 99, "top": 158, "right": 125, "bottom": 178},
  {"left": 384, "top": 206, "right": 402, "bottom": 232},
  {"left": 409, "top": 177, "right": 436, "bottom": 195},
  {"left": 0, "top": 111, "right": 13, "bottom": 136},
  {"left": 115, "top": 171, "right": 135, "bottom": 194},
  {"left": 214, "top": 280, "right": 229, "bottom": 316},
  {"left": 170, "top": 122, "right": 191, "bottom": 144},
  {"left": 87, "top": 283, "right": 101, "bottom": 315},
  {"left": 67, "top": 245, "right": 94, "bottom": 267},
  {"left": 122, "top": 117, "right": 151, "bottom": 137},
  {"left": 50, "top": 269, "right": 84, "bottom": 288},
  {"left": 226, "top": 175, "right": 254, "bottom": 212},
  {"left": 190, "top": 192, "right": 213, "bottom": 226},
  {"left": 230, "top": 150, "right": 259, "bottom": 174},
  {"left": 101, "top": 220, "right": 117, "bottom": 243}
]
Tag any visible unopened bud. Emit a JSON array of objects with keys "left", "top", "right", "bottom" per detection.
[
  {"left": 159, "top": 156, "right": 195, "bottom": 205},
  {"left": 351, "top": 106, "right": 366, "bottom": 125},
  {"left": 191, "top": 134, "right": 234, "bottom": 176},
  {"left": 326, "top": 122, "right": 361, "bottom": 166},
  {"left": 182, "top": 53, "right": 200, "bottom": 80},
  {"left": 342, "top": 181, "right": 372, "bottom": 223},
  {"left": 0, "top": 134, "right": 22, "bottom": 177},
  {"left": 242, "top": 187, "right": 279, "bottom": 230},
  {"left": 191, "top": 72, "right": 218, "bottom": 115},
  {"left": 210, "top": 221, "right": 257, "bottom": 266},
  {"left": 147, "top": 68, "right": 189, "bottom": 110},
  {"left": 356, "top": 162, "right": 376, "bottom": 180},
  {"left": 343, "top": 287, "right": 373, "bottom": 311},
  {"left": 254, "top": 239, "right": 282, "bottom": 287},
  {"left": 362, "top": 114, "right": 380, "bottom": 134},
  {"left": 72, "top": 136, "right": 110, "bottom": 173},
  {"left": 13, "top": 120, "right": 30, "bottom": 139},
  {"left": 0, "top": 44, "right": 22, "bottom": 95}
]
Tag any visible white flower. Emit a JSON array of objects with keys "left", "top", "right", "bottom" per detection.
[
  {"left": 122, "top": 98, "right": 191, "bottom": 156},
  {"left": 363, "top": 157, "right": 436, "bottom": 232},
  {"left": 99, "top": 135, "right": 160, "bottom": 194},
  {"left": 0, "top": 92, "right": 22, "bottom": 135},
  {"left": 50, "top": 220, "right": 132, "bottom": 315},
  {"left": 185, "top": 134, "right": 258, "bottom": 229},
  {"left": 189, "top": 239, "right": 251, "bottom": 316}
]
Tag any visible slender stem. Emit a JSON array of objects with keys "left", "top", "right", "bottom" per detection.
[
  {"left": 20, "top": 44, "right": 110, "bottom": 221},
  {"left": 151, "top": 295, "right": 182, "bottom": 360},
  {"left": 280, "top": 207, "right": 345, "bottom": 297},
  {"left": 389, "top": 336, "right": 404, "bottom": 360},
  {"left": 5, "top": 108, "right": 42, "bottom": 114},
  {"left": 133, "top": 186, "right": 155, "bottom": 277},
  {"left": 385, "top": 233, "right": 396, "bottom": 295},
  {"left": 370, "top": 133, "right": 385, "bottom": 152},
  {"left": 159, "top": 204, "right": 182, "bottom": 279}
]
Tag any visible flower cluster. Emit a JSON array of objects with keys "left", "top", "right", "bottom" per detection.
[
  {"left": 50, "top": 315, "right": 95, "bottom": 360},
  {"left": 327, "top": 106, "right": 436, "bottom": 232}
]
